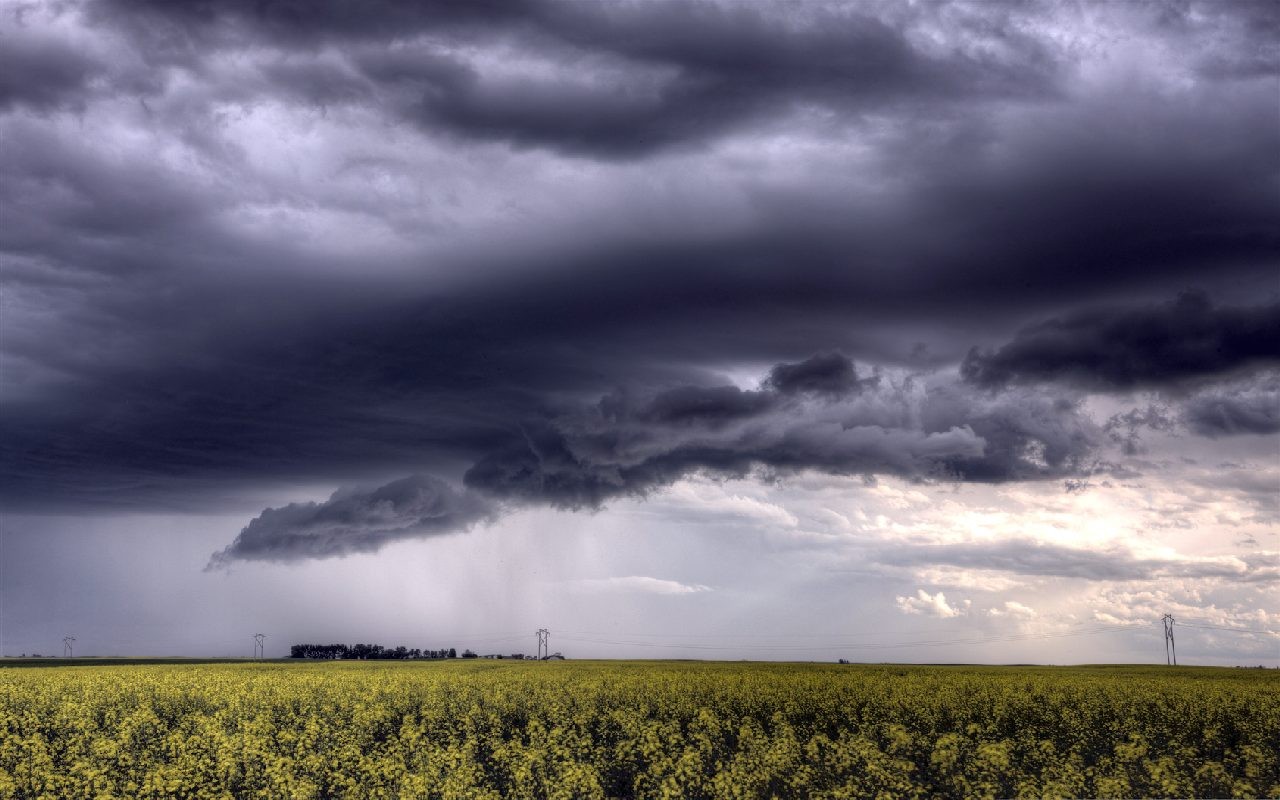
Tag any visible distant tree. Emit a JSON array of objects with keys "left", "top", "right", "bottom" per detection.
[
  {"left": 351, "top": 643, "right": 372, "bottom": 660},
  {"left": 288, "top": 642, "right": 466, "bottom": 660},
  {"left": 461, "top": 649, "right": 477, "bottom": 659}
]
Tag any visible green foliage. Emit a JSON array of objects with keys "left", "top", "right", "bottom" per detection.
[{"left": 0, "top": 661, "right": 1276, "bottom": 798}]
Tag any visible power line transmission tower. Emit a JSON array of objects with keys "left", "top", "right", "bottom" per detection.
[
  {"left": 536, "top": 628, "right": 549, "bottom": 660},
  {"left": 1162, "top": 614, "right": 1177, "bottom": 665},
  {"left": 253, "top": 633, "right": 266, "bottom": 660},
  {"left": 63, "top": 636, "right": 75, "bottom": 658}
]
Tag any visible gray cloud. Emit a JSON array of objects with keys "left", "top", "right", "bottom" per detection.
[
  {"left": 0, "top": 32, "right": 98, "bottom": 112},
  {"left": 207, "top": 474, "right": 494, "bottom": 567},
  {"left": 0, "top": 0, "right": 1275, "bottom": 526},
  {"left": 95, "top": 0, "right": 1056, "bottom": 159},
  {"left": 963, "top": 293, "right": 1280, "bottom": 392},
  {"left": 1104, "top": 404, "right": 1177, "bottom": 456},
  {"left": 463, "top": 363, "right": 1102, "bottom": 509},
  {"left": 1183, "top": 376, "right": 1280, "bottom": 437},
  {"left": 765, "top": 352, "right": 869, "bottom": 397},
  {"left": 211, "top": 355, "right": 1104, "bottom": 563},
  {"left": 623, "top": 385, "right": 776, "bottom": 428},
  {"left": 875, "top": 539, "right": 1277, "bottom": 584}
]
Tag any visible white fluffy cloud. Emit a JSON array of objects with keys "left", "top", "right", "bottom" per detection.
[
  {"left": 988, "top": 601, "right": 1037, "bottom": 619},
  {"left": 896, "top": 589, "right": 970, "bottom": 618}
]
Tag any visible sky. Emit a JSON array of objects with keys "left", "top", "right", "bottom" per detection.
[{"left": 1, "top": 0, "right": 1277, "bottom": 664}]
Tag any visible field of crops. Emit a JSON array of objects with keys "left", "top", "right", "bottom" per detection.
[{"left": 2, "top": 660, "right": 1277, "bottom": 799}]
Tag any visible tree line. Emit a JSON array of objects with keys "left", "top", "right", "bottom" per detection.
[{"left": 289, "top": 644, "right": 461, "bottom": 660}]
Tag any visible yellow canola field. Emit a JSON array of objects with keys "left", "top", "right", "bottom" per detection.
[{"left": 1, "top": 660, "right": 1278, "bottom": 799}]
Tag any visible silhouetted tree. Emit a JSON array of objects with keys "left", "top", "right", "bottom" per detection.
[{"left": 289, "top": 642, "right": 469, "bottom": 660}]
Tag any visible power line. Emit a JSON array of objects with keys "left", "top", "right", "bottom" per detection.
[
  {"left": 556, "top": 624, "right": 1136, "bottom": 654},
  {"left": 555, "top": 627, "right": 979, "bottom": 640},
  {"left": 556, "top": 619, "right": 1159, "bottom": 645},
  {"left": 1179, "top": 622, "right": 1280, "bottom": 636},
  {"left": 446, "top": 634, "right": 530, "bottom": 644},
  {"left": 557, "top": 620, "right": 1135, "bottom": 644}
]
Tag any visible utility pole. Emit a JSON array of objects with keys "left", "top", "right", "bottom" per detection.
[
  {"left": 1162, "top": 614, "right": 1177, "bottom": 666},
  {"left": 63, "top": 636, "right": 75, "bottom": 658},
  {"left": 536, "top": 628, "right": 549, "bottom": 660},
  {"left": 253, "top": 633, "right": 266, "bottom": 660}
]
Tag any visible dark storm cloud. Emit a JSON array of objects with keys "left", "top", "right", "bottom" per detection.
[
  {"left": 375, "top": 9, "right": 1046, "bottom": 159},
  {"left": 209, "top": 358, "right": 1103, "bottom": 563},
  {"left": 1182, "top": 376, "right": 1280, "bottom": 437},
  {"left": 1, "top": 0, "right": 1277, "bottom": 557},
  {"left": 0, "top": 282, "right": 561, "bottom": 510},
  {"left": 598, "top": 355, "right": 864, "bottom": 429},
  {"left": 962, "top": 293, "right": 1280, "bottom": 392},
  {"left": 0, "top": 33, "right": 98, "bottom": 112},
  {"left": 765, "top": 353, "right": 868, "bottom": 397},
  {"left": 97, "top": 0, "right": 1054, "bottom": 158},
  {"left": 96, "top": 0, "right": 527, "bottom": 46},
  {"left": 461, "top": 366, "right": 1102, "bottom": 510},
  {"left": 624, "top": 385, "right": 776, "bottom": 427},
  {"left": 207, "top": 474, "right": 494, "bottom": 567},
  {"left": 6, "top": 0, "right": 1276, "bottom": 298},
  {"left": 1104, "top": 405, "right": 1177, "bottom": 456}
]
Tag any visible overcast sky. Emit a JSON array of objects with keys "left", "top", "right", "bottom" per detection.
[{"left": 1, "top": 0, "right": 1277, "bottom": 664}]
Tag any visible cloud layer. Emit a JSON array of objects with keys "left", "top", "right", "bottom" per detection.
[
  {"left": 0, "top": 0, "right": 1275, "bottom": 575},
  {"left": 214, "top": 352, "right": 1111, "bottom": 564}
]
